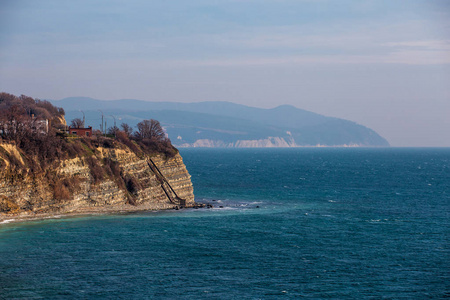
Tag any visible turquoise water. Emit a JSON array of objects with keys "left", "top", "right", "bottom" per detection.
[{"left": 1, "top": 148, "right": 449, "bottom": 299}]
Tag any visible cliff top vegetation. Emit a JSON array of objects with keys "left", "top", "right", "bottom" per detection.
[{"left": 0, "top": 92, "right": 177, "bottom": 174}]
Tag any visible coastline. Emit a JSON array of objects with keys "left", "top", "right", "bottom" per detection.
[
  {"left": 1, "top": 142, "right": 197, "bottom": 224},
  {"left": 0, "top": 202, "right": 204, "bottom": 225}
]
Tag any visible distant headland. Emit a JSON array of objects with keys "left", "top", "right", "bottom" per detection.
[{"left": 52, "top": 97, "right": 390, "bottom": 148}]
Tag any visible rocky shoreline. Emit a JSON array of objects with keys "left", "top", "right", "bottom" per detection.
[{"left": 0, "top": 202, "right": 211, "bottom": 224}]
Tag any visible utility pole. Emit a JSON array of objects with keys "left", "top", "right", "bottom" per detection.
[
  {"left": 98, "top": 109, "right": 104, "bottom": 135},
  {"left": 110, "top": 115, "right": 117, "bottom": 137},
  {"left": 80, "top": 110, "right": 85, "bottom": 128}
]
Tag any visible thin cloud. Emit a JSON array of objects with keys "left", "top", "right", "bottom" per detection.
[
  {"left": 176, "top": 52, "right": 450, "bottom": 67},
  {"left": 385, "top": 40, "right": 450, "bottom": 51}
]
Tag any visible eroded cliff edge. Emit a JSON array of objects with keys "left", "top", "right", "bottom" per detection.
[{"left": 0, "top": 142, "right": 195, "bottom": 221}]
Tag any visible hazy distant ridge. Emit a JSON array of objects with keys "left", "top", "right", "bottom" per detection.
[{"left": 53, "top": 97, "right": 390, "bottom": 147}]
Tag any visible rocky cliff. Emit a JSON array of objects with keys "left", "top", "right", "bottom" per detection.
[{"left": 0, "top": 142, "right": 195, "bottom": 221}]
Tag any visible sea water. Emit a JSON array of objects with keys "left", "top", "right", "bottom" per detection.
[{"left": 0, "top": 148, "right": 449, "bottom": 299}]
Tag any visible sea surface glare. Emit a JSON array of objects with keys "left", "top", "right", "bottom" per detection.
[{"left": 0, "top": 148, "right": 449, "bottom": 299}]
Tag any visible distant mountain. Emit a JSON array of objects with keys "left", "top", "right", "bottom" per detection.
[{"left": 51, "top": 97, "right": 390, "bottom": 147}]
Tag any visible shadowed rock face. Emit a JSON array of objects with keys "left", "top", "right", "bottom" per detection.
[{"left": 0, "top": 143, "right": 195, "bottom": 219}]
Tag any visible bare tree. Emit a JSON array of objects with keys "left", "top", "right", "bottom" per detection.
[
  {"left": 0, "top": 105, "right": 30, "bottom": 143},
  {"left": 134, "top": 119, "right": 166, "bottom": 141},
  {"left": 0, "top": 93, "right": 64, "bottom": 121},
  {"left": 70, "top": 118, "right": 83, "bottom": 128},
  {"left": 120, "top": 123, "right": 133, "bottom": 137},
  {"left": 107, "top": 126, "right": 119, "bottom": 136}
]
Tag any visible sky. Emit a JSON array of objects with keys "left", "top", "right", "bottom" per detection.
[{"left": 0, "top": 0, "right": 449, "bottom": 147}]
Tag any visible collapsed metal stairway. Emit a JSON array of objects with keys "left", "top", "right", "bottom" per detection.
[{"left": 147, "top": 158, "right": 186, "bottom": 207}]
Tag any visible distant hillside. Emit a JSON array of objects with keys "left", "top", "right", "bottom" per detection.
[{"left": 51, "top": 97, "right": 390, "bottom": 147}]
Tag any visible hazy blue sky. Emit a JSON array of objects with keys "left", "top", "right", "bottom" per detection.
[{"left": 1, "top": 0, "right": 449, "bottom": 146}]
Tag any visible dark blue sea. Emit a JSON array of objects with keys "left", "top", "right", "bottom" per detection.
[{"left": 1, "top": 148, "right": 449, "bottom": 299}]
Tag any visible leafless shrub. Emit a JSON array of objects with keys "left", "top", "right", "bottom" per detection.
[
  {"left": 35, "top": 99, "right": 60, "bottom": 117},
  {"left": 120, "top": 123, "right": 133, "bottom": 137},
  {"left": 80, "top": 137, "right": 93, "bottom": 149},
  {"left": 107, "top": 126, "right": 119, "bottom": 136},
  {"left": 116, "top": 131, "right": 140, "bottom": 153},
  {"left": 104, "top": 158, "right": 121, "bottom": 178},
  {"left": 137, "top": 137, "right": 177, "bottom": 158},
  {"left": 85, "top": 156, "right": 104, "bottom": 184},
  {"left": 103, "top": 158, "right": 126, "bottom": 190},
  {"left": 70, "top": 118, "right": 83, "bottom": 128},
  {"left": 101, "top": 138, "right": 114, "bottom": 148},
  {"left": 62, "top": 176, "right": 83, "bottom": 194},
  {"left": 125, "top": 175, "right": 141, "bottom": 195},
  {"left": 53, "top": 180, "right": 71, "bottom": 201}
]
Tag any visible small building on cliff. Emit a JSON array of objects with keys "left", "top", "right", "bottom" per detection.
[{"left": 69, "top": 126, "right": 93, "bottom": 137}]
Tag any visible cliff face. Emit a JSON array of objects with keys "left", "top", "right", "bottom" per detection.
[{"left": 0, "top": 143, "right": 195, "bottom": 219}]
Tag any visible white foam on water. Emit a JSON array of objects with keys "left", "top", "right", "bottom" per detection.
[
  {"left": 213, "top": 206, "right": 237, "bottom": 210},
  {"left": 368, "top": 219, "right": 382, "bottom": 223},
  {"left": 44, "top": 215, "right": 62, "bottom": 219},
  {"left": 0, "top": 219, "right": 16, "bottom": 224}
]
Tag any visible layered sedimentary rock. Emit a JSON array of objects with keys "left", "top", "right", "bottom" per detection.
[{"left": 0, "top": 143, "right": 195, "bottom": 219}]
